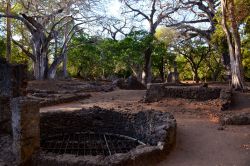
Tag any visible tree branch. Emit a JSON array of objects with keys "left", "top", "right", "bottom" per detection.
[
  {"left": 12, "top": 39, "right": 36, "bottom": 61},
  {"left": 124, "top": 1, "right": 150, "bottom": 21}
]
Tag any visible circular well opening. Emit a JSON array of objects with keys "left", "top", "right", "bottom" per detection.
[{"left": 41, "top": 131, "right": 145, "bottom": 156}]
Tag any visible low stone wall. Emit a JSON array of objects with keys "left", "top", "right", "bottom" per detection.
[
  {"left": 145, "top": 83, "right": 232, "bottom": 111},
  {"left": 220, "top": 112, "right": 250, "bottom": 125},
  {"left": 28, "top": 92, "right": 91, "bottom": 107},
  {"left": 145, "top": 83, "right": 222, "bottom": 102},
  {"left": 38, "top": 107, "right": 176, "bottom": 166}
]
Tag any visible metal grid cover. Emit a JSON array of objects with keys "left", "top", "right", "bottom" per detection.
[{"left": 41, "top": 132, "right": 145, "bottom": 156}]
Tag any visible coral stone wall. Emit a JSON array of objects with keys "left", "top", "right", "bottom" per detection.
[
  {"left": 11, "top": 97, "right": 40, "bottom": 165},
  {"left": 0, "top": 58, "right": 27, "bottom": 134},
  {"left": 40, "top": 107, "right": 176, "bottom": 146},
  {"left": 38, "top": 107, "right": 176, "bottom": 166},
  {"left": 0, "top": 58, "right": 27, "bottom": 98},
  {"left": 145, "top": 83, "right": 222, "bottom": 102},
  {"left": 145, "top": 83, "right": 232, "bottom": 111}
]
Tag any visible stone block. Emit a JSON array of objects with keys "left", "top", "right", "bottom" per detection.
[
  {"left": 145, "top": 83, "right": 165, "bottom": 102},
  {"left": 0, "top": 58, "right": 28, "bottom": 135},
  {"left": 144, "top": 83, "right": 222, "bottom": 102},
  {"left": 0, "top": 58, "right": 12, "bottom": 98},
  {"left": 219, "top": 89, "right": 232, "bottom": 111},
  {"left": 0, "top": 58, "right": 27, "bottom": 98},
  {"left": 11, "top": 97, "right": 40, "bottom": 165},
  {"left": 0, "top": 97, "right": 11, "bottom": 134}
]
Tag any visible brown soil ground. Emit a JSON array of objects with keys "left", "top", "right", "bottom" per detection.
[{"left": 40, "top": 87, "right": 250, "bottom": 166}]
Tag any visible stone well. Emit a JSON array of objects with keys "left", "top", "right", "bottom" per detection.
[{"left": 35, "top": 106, "right": 177, "bottom": 166}]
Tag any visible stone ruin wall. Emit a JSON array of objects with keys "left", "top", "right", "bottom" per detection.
[
  {"left": 145, "top": 83, "right": 232, "bottom": 111},
  {"left": 40, "top": 107, "right": 176, "bottom": 146},
  {"left": 0, "top": 58, "right": 40, "bottom": 165},
  {"left": 0, "top": 58, "right": 27, "bottom": 134}
]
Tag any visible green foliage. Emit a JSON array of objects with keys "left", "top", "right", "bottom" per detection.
[
  {"left": 67, "top": 34, "right": 102, "bottom": 79},
  {"left": 211, "top": 24, "right": 228, "bottom": 56},
  {"left": 175, "top": 39, "right": 210, "bottom": 82},
  {"left": 67, "top": 30, "right": 154, "bottom": 79},
  {"left": 0, "top": 0, "right": 249, "bottom": 83},
  {"left": 118, "top": 31, "right": 151, "bottom": 72},
  {"left": 176, "top": 55, "right": 193, "bottom": 80},
  {"left": 155, "top": 26, "right": 177, "bottom": 46},
  {"left": 0, "top": 37, "right": 6, "bottom": 58},
  {"left": 242, "top": 16, "right": 250, "bottom": 79}
]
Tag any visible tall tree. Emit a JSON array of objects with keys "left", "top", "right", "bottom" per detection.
[
  {"left": 99, "top": 17, "right": 129, "bottom": 40},
  {"left": 0, "top": 0, "right": 98, "bottom": 79},
  {"left": 175, "top": 38, "right": 210, "bottom": 83},
  {"left": 220, "top": 0, "right": 244, "bottom": 89},
  {"left": 121, "top": 0, "right": 180, "bottom": 84},
  {"left": 167, "top": 0, "right": 232, "bottom": 69},
  {"left": 154, "top": 26, "right": 178, "bottom": 82},
  {"left": 170, "top": 0, "right": 220, "bottom": 41}
]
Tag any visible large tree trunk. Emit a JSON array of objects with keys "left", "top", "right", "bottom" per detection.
[
  {"left": 47, "top": 51, "right": 65, "bottom": 79},
  {"left": 47, "top": 67, "right": 57, "bottom": 79},
  {"left": 31, "top": 32, "right": 49, "bottom": 80},
  {"left": 6, "top": 0, "right": 11, "bottom": 62},
  {"left": 221, "top": 0, "right": 244, "bottom": 89}
]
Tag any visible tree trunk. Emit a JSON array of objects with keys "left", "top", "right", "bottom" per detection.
[
  {"left": 62, "top": 7, "right": 70, "bottom": 78},
  {"left": 6, "top": 0, "right": 11, "bottom": 62},
  {"left": 63, "top": 52, "right": 68, "bottom": 78},
  {"left": 47, "top": 67, "right": 57, "bottom": 79},
  {"left": 31, "top": 32, "right": 48, "bottom": 80},
  {"left": 211, "top": 69, "right": 220, "bottom": 81},
  {"left": 159, "top": 56, "right": 165, "bottom": 82},
  {"left": 62, "top": 41, "right": 68, "bottom": 78},
  {"left": 221, "top": 0, "right": 244, "bottom": 90},
  {"left": 47, "top": 52, "right": 65, "bottom": 79},
  {"left": 143, "top": 47, "right": 152, "bottom": 84},
  {"left": 130, "top": 64, "right": 143, "bottom": 83},
  {"left": 228, "top": 0, "right": 244, "bottom": 89},
  {"left": 194, "top": 69, "right": 199, "bottom": 83},
  {"left": 173, "top": 60, "right": 179, "bottom": 83}
]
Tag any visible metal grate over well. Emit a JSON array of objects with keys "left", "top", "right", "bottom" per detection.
[{"left": 41, "top": 132, "right": 145, "bottom": 156}]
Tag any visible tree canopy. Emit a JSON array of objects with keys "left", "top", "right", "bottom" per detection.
[{"left": 0, "top": 0, "right": 249, "bottom": 89}]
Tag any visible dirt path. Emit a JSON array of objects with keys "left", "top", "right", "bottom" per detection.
[
  {"left": 158, "top": 118, "right": 250, "bottom": 166},
  {"left": 40, "top": 90, "right": 250, "bottom": 166}
]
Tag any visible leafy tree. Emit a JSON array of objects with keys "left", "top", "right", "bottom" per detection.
[
  {"left": 154, "top": 27, "right": 178, "bottom": 81},
  {"left": 121, "top": 0, "right": 180, "bottom": 84},
  {"left": 0, "top": 0, "right": 100, "bottom": 80},
  {"left": 118, "top": 30, "right": 152, "bottom": 81},
  {"left": 220, "top": 0, "right": 245, "bottom": 89},
  {"left": 242, "top": 16, "right": 250, "bottom": 80},
  {"left": 68, "top": 34, "right": 102, "bottom": 79},
  {"left": 175, "top": 39, "right": 210, "bottom": 83}
]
